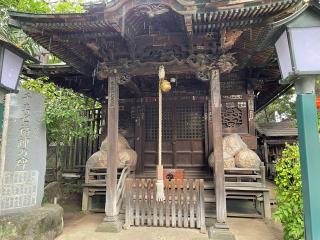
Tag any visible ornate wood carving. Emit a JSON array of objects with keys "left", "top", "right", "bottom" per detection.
[
  {"left": 136, "top": 45, "right": 187, "bottom": 62},
  {"left": 104, "top": 0, "right": 195, "bottom": 22},
  {"left": 96, "top": 62, "right": 141, "bottom": 96},
  {"left": 133, "top": 4, "right": 170, "bottom": 17},
  {"left": 95, "top": 52, "right": 237, "bottom": 82},
  {"left": 118, "top": 70, "right": 131, "bottom": 85},
  {"left": 220, "top": 29, "right": 243, "bottom": 51},
  {"left": 222, "top": 107, "right": 243, "bottom": 128},
  {"left": 189, "top": 53, "right": 238, "bottom": 81},
  {"left": 96, "top": 62, "right": 128, "bottom": 81}
]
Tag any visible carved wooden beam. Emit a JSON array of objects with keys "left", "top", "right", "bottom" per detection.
[{"left": 96, "top": 53, "right": 238, "bottom": 83}]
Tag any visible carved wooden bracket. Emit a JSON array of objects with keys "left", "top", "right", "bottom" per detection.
[
  {"left": 96, "top": 62, "right": 141, "bottom": 96},
  {"left": 189, "top": 53, "right": 238, "bottom": 82},
  {"left": 96, "top": 62, "right": 129, "bottom": 82}
]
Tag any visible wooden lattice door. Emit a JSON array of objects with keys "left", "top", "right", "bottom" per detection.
[{"left": 143, "top": 100, "right": 207, "bottom": 171}]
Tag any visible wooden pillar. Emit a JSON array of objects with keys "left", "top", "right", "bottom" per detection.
[
  {"left": 263, "top": 140, "right": 269, "bottom": 176},
  {"left": 105, "top": 74, "right": 119, "bottom": 220},
  {"left": 210, "top": 69, "right": 227, "bottom": 226},
  {"left": 97, "top": 72, "right": 122, "bottom": 232}
]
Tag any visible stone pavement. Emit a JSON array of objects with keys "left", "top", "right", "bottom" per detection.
[
  {"left": 55, "top": 212, "right": 282, "bottom": 240},
  {"left": 55, "top": 213, "right": 211, "bottom": 240},
  {"left": 228, "top": 218, "right": 283, "bottom": 240}
]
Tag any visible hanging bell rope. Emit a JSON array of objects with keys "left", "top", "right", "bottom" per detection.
[{"left": 156, "top": 65, "right": 167, "bottom": 202}]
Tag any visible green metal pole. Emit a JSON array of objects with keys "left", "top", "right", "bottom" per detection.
[{"left": 295, "top": 77, "right": 320, "bottom": 240}]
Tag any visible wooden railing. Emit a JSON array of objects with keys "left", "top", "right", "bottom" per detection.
[
  {"left": 124, "top": 178, "right": 206, "bottom": 233},
  {"left": 224, "top": 164, "right": 271, "bottom": 219},
  {"left": 224, "top": 164, "right": 266, "bottom": 187},
  {"left": 82, "top": 166, "right": 132, "bottom": 213}
]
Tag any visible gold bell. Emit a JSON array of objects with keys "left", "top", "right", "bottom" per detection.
[{"left": 160, "top": 80, "right": 171, "bottom": 93}]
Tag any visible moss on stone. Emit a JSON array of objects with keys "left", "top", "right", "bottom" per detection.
[{"left": 0, "top": 204, "right": 63, "bottom": 240}]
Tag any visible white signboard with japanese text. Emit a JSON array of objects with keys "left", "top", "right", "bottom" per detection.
[{"left": 0, "top": 89, "right": 46, "bottom": 215}]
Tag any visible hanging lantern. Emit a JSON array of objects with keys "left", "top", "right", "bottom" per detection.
[
  {"left": 316, "top": 97, "right": 320, "bottom": 109},
  {"left": 160, "top": 79, "right": 171, "bottom": 93},
  {"left": 0, "top": 39, "right": 34, "bottom": 92}
]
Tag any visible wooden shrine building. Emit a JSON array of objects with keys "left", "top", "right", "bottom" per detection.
[
  {"left": 257, "top": 121, "right": 298, "bottom": 179},
  {"left": 9, "top": 0, "right": 303, "bottom": 232}
]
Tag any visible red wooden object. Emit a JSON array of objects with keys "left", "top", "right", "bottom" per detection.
[
  {"left": 163, "top": 169, "right": 184, "bottom": 187},
  {"left": 316, "top": 97, "right": 320, "bottom": 109}
]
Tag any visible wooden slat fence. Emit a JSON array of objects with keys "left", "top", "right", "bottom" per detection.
[
  {"left": 61, "top": 108, "right": 104, "bottom": 172},
  {"left": 125, "top": 178, "right": 206, "bottom": 233}
]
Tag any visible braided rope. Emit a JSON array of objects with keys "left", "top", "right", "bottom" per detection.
[{"left": 156, "top": 66, "right": 165, "bottom": 202}]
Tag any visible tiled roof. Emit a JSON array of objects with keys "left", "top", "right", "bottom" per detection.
[{"left": 256, "top": 121, "right": 298, "bottom": 137}]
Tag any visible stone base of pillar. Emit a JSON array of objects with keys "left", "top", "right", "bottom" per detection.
[
  {"left": 96, "top": 217, "right": 123, "bottom": 233},
  {"left": 208, "top": 226, "right": 235, "bottom": 240},
  {"left": 214, "top": 220, "right": 229, "bottom": 229}
]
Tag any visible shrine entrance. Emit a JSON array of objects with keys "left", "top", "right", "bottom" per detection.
[
  {"left": 143, "top": 97, "right": 209, "bottom": 173},
  {"left": 8, "top": 0, "right": 302, "bottom": 233}
]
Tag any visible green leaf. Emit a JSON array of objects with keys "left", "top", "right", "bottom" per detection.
[{"left": 274, "top": 144, "right": 304, "bottom": 240}]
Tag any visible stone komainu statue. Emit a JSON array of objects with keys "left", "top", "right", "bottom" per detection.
[{"left": 86, "top": 133, "right": 137, "bottom": 170}]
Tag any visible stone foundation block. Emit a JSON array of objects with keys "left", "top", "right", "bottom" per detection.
[{"left": 0, "top": 204, "right": 63, "bottom": 240}]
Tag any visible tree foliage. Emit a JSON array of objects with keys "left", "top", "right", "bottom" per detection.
[
  {"left": 1, "top": 1, "right": 98, "bottom": 147},
  {"left": 274, "top": 144, "right": 304, "bottom": 240},
  {"left": 21, "top": 77, "right": 98, "bottom": 145},
  {"left": 256, "top": 87, "right": 296, "bottom": 124},
  {"left": 0, "top": 0, "right": 84, "bottom": 57},
  {"left": 256, "top": 81, "right": 320, "bottom": 130},
  {"left": 53, "top": 0, "right": 84, "bottom": 13}
]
